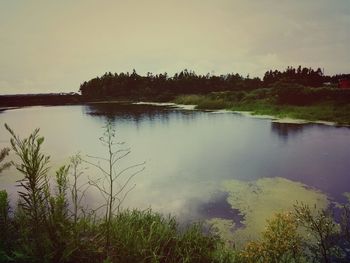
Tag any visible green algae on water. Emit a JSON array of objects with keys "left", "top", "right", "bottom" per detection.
[
  {"left": 207, "top": 218, "right": 236, "bottom": 246},
  {"left": 210, "top": 177, "right": 329, "bottom": 247}
]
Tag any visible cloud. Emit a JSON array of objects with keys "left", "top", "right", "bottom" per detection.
[{"left": 0, "top": 0, "right": 349, "bottom": 94}]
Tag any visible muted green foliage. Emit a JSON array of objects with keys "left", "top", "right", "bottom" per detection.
[
  {"left": 5, "top": 124, "right": 52, "bottom": 260},
  {"left": 0, "top": 147, "right": 11, "bottom": 174},
  {"left": 0, "top": 190, "right": 12, "bottom": 260},
  {"left": 0, "top": 150, "right": 11, "bottom": 257},
  {"left": 271, "top": 82, "right": 350, "bottom": 106},
  {"left": 238, "top": 212, "right": 306, "bottom": 263},
  {"left": 90, "top": 209, "right": 231, "bottom": 263},
  {"left": 174, "top": 94, "right": 233, "bottom": 109},
  {"left": 84, "top": 121, "right": 146, "bottom": 255},
  {"left": 0, "top": 126, "right": 230, "bottom": 263},
  {"left": 174, "top": 87, "right": 350, "bottom": 124},
  {"left": 79, "top": 69, "right": 262, "bottom": 101},
  {"left": 294, "top": 203, "right": 341, "bottom": 263},
  {"left": 236, "top": 204, "right": 350, "bottom": 263}
]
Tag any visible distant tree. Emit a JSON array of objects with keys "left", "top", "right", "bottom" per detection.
[
  {"left": 263, "top": 66, "right": 325, "bottom": 87},
  {"left": 79, "top": 69, "right": 262, "bottom": 100}
]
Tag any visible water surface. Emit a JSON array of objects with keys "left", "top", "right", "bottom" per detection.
[{"left": 1, "top": 103, "right": 350, "bottom": 242}]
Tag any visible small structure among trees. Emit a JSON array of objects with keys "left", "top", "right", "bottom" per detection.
[{"left": 339, "top": 78, "right": 350, "bottom": 89}]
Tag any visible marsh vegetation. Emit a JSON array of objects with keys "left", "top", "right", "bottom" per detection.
[{"left": 173, "top": 87, "right": 350, "bottom": 125}]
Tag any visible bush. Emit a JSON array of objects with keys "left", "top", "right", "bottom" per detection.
[{"left": 239, "top": 212, "right": 305, "bottom": 263}]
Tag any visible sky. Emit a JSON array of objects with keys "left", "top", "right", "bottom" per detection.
[{"left": 0, "top": 0, "right": 349, "bottom": 94}]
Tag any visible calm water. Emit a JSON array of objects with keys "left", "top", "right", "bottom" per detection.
[{"left": 1, "top": 103, "right": 350, "bottom": 223}]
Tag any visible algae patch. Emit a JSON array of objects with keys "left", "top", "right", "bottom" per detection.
[
  {"left": 210, "top": 177, "right": 329, "bottom": 247},
  {"left": 207, "top": 218, "right": 236, "bottom": 246}
]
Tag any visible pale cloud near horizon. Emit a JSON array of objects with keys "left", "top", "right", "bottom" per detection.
[{"left": 0, "top": 0, "right": 349, "bottom": 94}]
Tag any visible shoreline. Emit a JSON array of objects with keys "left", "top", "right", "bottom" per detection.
[
  {"left": 133, "top": 101, "right": 345, "bottom": 127},
  {"left": 1, "top": 99, "right": 348, "bottom": 127},
  {"left": 231, "top": 110, "right": 338, "bottom": 126},
  {"left": 172, "top": 93, "right": 350, "bottom": 127}
]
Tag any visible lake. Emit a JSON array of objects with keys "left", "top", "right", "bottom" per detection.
[{"left": 1, "top": 103, "right": 350, "bottom": 245}]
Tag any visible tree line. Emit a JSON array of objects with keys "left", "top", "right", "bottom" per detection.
[{"left": 79, "top": 66, "right": 350, "bottom": 100}]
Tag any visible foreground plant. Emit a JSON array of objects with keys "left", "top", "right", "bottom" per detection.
[
  {"left": 5, "top": 124, "right": 52, "bottom": 260},
  {"left": 84, "top": 121, "right": 145, "bottom": 255},
  {"left": 0, "top": 190, "right": 11, "bottom": 260},
  {"left": 294, "top": 203, "right": 340, "bottom": 263},
  {"left": 3, "top": 125, "right": 83, "bottom": 262},
  {"left": 239, "top": 212, "right": 305, "bottom": 263},
  {"left": 0, "top": 125, "right": 231, "bottom": 262},
  {"left": 0, "top": 147, "right": 11, "bottom": 173}
]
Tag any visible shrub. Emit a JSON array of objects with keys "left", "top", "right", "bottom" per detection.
[
  {"left": 239, "top": 212, "right": 305, "bottom": 263},
  {"left": 294, "top": 203, "right": 340, "bottom": 263}
]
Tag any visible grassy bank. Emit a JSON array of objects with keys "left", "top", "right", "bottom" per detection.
[{"left": 173, "top": 89, "right": 350, "bottom": 125}]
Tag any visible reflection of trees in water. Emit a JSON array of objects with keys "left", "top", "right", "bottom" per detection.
[
  {"left": 271, "top": 122, "right": 305, "bottom": 141},
  {"left": 83, "top": 103, "right": 196, "bottom": 124}
]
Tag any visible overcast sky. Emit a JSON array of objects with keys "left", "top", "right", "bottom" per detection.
[{"left": 0, "top": 0, "right": 349, "bottom": 94}]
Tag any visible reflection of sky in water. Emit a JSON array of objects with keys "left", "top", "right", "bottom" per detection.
[{"left": 1, "top": 104, "right": 350, "bottom": 221}]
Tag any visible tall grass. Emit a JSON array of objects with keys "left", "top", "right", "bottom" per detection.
[
  {"left": 174, "top": 94, "right": 232, "bottom": 109},
  {"left": 0, "top": 125, "right": 231, "bottom": 263},
  {"left": 0, "top": 148, "right": 11, "bottom": 173},
  {"left": 93, "top": 209, "right": 233, "bottom": 263}
]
